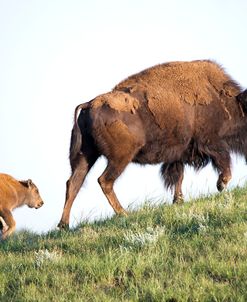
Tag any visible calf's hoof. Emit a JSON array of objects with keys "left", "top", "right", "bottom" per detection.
[
  {"left": 0, "top": 218, "right": 9, "bottom": 234},
  {"left": 2, "top": 225, "right": 9, "bottom": 233},
  {"left": 1, "top": 232, "right": 9, "bottom": 241}
]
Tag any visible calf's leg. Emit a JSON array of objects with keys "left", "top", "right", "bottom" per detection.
[
  {"left": 0, "top": 216, "right": 8, "bottom": 233},
  {"left": 0, "top": 209, "right": 16, "bottom": 240}
]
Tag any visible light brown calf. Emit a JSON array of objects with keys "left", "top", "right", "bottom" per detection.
[{"left": 0, "top": 173, "right": 44, "bottom": 240}]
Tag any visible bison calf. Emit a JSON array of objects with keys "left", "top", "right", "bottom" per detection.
[{"left": 0, "top": 173, "right": 44, "bottom": 240}]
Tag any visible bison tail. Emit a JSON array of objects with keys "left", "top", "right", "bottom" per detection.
[
  {"left": 69, "top": 102, "right": 91, "bottom": 165},
  {"left": 237, "top": 89, "right": 247, "bottom": 114}
]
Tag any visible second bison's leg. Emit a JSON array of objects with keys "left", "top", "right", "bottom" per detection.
[
  {"left": 0, "top": 209, "right": 16, "bottom": 240},
  {"left": 161, "top": 162, "right": 184, "bottom": 204},
  {"left": 58, "top": 154, "right": 97, "bottom": 229}
]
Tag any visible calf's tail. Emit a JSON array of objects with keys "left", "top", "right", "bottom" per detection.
[{"left": 69, "top": 102, "right": 91, "bottom": 164}]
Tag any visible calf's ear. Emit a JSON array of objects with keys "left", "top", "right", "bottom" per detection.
[
  {"left": 27, "top": 179, "right": 33, "bottom": 187},
  {"left": 19, "top": 179, "right": 33, "bottom": 188}
]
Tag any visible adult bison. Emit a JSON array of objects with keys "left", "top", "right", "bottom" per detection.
[{"left": 58, "top": 60, "right": 247, "bottom": 229}]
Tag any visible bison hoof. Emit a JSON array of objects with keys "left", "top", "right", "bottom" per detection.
[
  {"left": 57, "top": 221, "right": 69, "bottom": 230},
  {"left": 121, "top": 210, "right": 128, "bottom": 216},
  {"left": 173, "top": 195, "right": 184, "bottom": 205},
  {"left": 217, "top": 181, "right": 226, "bottom": 192}
]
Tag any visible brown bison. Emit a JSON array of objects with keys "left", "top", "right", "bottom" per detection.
[
  {"left": 0, "top": 173, "right": 44, "bottom": 239},
  {"left": 58, "top": 60, "right": 247, "bottom": 229}
]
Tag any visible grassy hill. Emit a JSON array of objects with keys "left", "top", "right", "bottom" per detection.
[{"left": 0, "top": 187, "right": 247, "bottom": 302}]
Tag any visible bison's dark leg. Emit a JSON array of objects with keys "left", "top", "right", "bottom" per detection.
[
  {"left": 0, "top": 209, "right": 16, "bottom": 240},
  {"left": 197, "top": 140, "right": 232, "bottom": 192},
  {"left": 211, "top": 151, "right": 232, "bottom": 191},
  {"left": 161, "top": 162, "right": 184, "bottom": 204},
  {"left": 58, "top": 154, "right": 97, "bottom": 229},
  {"left": 173, "top": 164, "right": 184, "bottom": 204}
]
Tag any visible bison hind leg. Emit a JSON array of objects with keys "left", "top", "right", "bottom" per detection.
[
  {"left": 98, "top": 162, "right": 128, "bottom": 215},
  {"left": 161, "top": 162, "right": 184, "bottom": 204},
  {"left": 58, "top": 153, "right": 98, "bottom": 229},
  {"left": 98, "top": 119, "right": 144, "bottom": 214}
]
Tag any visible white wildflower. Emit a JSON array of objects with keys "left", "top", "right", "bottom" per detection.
[
  {"left": 178, "top": 210, "right": 209, "bottom": 223},
  {"left": 198, "top": 223, "right": 208, "bottom": 233},
  {"left": 119, "top": 245, "right": 132, "bottom": 253},
  {"left": 175, "top": 209, "right": 209, "bottom": 233},
  {"left": 123, "top": 226, "right": 165, "bottom": 248},
  {"left": 35, "top": 249, "right": 61, "bottom": 267}
]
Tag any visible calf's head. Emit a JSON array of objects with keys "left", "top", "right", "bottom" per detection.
[{"left": 19, "top": 179, "right": 44, "bottom": 209}]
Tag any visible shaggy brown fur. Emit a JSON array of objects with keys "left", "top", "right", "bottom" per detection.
[
  {"left": 114, "top": 60, "right": 240, "bottom": 129},
  {"left": 58, "top": 60, "right": 247, "bottom": 229},
  {"left": 0, "top": 173, "right": 44, "bottom": 240}
]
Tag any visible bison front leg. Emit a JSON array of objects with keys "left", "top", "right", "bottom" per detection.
[
  {"left": 0, "top": 209, "right": 16, "bottom": 240},
  {"left": 173, "top": 167, "right": 184, "bottom": 204},
  {"left": 217, "top": 171, "right": 232, "bottom": 191},
  {"left": 211, "top": 151, "right": 232, "bottom": 192},
  {"left": 161, "top": 162, "right": 184, "bottom": 204},
  {"left": 58, "top": 155, "right": 97, "bottom": 229}
]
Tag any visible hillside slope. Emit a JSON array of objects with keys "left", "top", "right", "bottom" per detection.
[{"left": 0, "top": 188, "right": 247, "bottom": 302}]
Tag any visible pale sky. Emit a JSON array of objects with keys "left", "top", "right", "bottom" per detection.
[{"left": 0, "top": 0, "right": 247, "bottom": 233}]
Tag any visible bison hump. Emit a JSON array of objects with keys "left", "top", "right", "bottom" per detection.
[
  {"left": 114, "top": 60, "right": 241, "bottom": 106},
  {"left": 113, "top": 60, "right": 241, "bottom": 128}
]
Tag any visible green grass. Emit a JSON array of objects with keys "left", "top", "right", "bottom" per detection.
[{"left": 0, "top": 187, "right": 247, "bottom": 302}]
